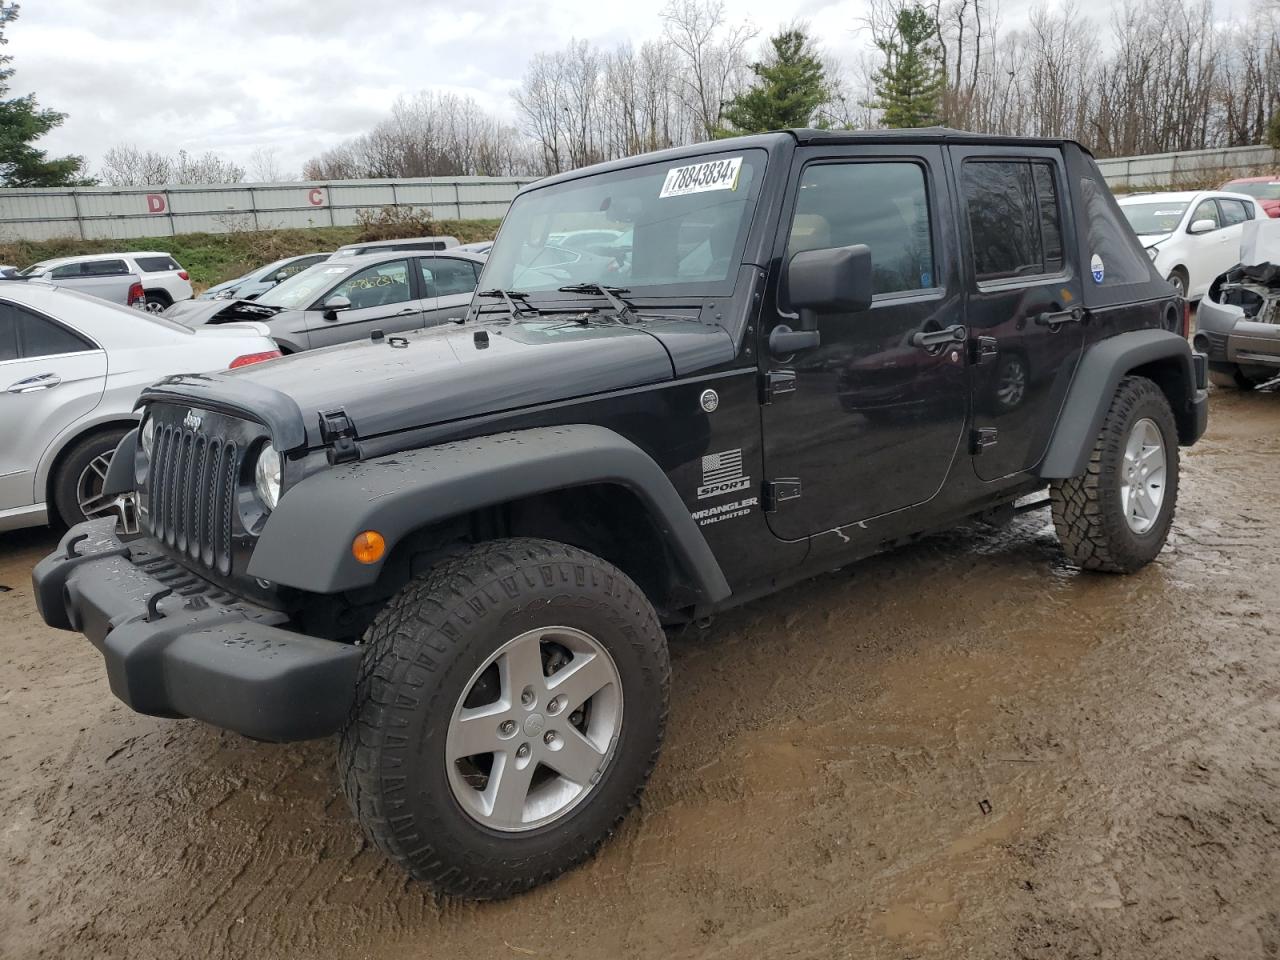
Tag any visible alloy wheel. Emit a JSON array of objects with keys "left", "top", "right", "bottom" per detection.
[
  {"left": 1119, "top": 417, "right": 1166, "bottom": 534},
  {"left": 75, "top": 453, "right": 139, "bottom": 534}
]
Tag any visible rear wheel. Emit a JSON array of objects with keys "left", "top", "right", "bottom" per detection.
[
  {"left": 339, "top": 538, "right": 669, "bottom": 899},
  {"left": 143, "top": 292, "right": 170, "bottom": 313},
  {"left": 1050, "top": 376, "right": 1179, "bottom": 573},
  {"left": 50, "top": 428, "right": 139, "bottom": 533}
]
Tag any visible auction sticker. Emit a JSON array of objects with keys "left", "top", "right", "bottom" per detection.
[{"left": 660, "top": 157, "right": 742, "bottom": 198}]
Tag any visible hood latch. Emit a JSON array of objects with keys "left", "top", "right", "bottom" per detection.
[{"left": 318, "top": 408, "right": 360, "bottom": 464}]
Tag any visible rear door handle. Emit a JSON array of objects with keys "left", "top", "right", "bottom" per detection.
[
  {"left": 1034, "top": 306, "right": 1085, "bottom": 326},
  {"left": 910, "top": 324, "right": 967, "bottom": 349},
  {"left": 7, "top": 372, "right": 61, "bottom": 393}
]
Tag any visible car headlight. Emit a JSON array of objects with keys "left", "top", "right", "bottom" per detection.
[
  {"left": 1146, "top": 246, "right": 1160, "bottom": 261},
  {"left": 254, "top": 443, "right": 282, "bottom": 510},
  {"left": 140, "top": 416, "right": 156, "bottom": 456}
]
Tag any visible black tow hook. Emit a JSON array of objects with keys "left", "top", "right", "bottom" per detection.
[
  {"left": 64, "top": 533, "right": 89, "bottom": 559},
  {"left": 145, "top": 587, "right": 174, "bottom": 622}
]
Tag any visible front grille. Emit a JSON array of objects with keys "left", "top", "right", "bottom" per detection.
[{"left": 148, "top": 425, "right": 238, "bottom": 575}]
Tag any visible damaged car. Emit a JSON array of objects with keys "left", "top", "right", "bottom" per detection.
[
  {"left": 166, "top": 249, "right": 485, "bottom": 352},
  {"left": 1196, "top": 220, "right": 1280, "bottom": 390}
]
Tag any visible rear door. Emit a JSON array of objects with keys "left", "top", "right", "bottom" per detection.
[
  {"left": 55, "top": 259, "right": 133, "bottom": 304},
  {"left": 0, "top": 301, "right": 107, "bottom": 510},
  {"left": 418, "top": 256, "right": 481, "bottom": 326},
  {"left": 951, "top": 146, "right": 1085, "bottom": 481},
  {"left": 305, "top": 258, "right": 423, "bottom": 348}
]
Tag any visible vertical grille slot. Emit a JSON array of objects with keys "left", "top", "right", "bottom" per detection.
[{"left": 144, "top": 421, "right": 241, "bottom": 576}]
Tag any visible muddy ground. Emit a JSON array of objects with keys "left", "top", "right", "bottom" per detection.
[{"left": 1, "top": 386, "right": 1278, "bottom": 960}]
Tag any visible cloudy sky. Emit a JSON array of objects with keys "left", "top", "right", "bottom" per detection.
[{"left": 6, "top": 0, "right": 1046, "bottom": 181}]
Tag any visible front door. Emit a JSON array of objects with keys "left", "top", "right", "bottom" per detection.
[
  {"left": 952, "top": 147, "right": 1085, "bottom": 481},
  {"left": 760, "top": 146, "right": 968, "bottom": 541},
  {"left": 306, "top": 258, "right": 423, "bottom": 348}
]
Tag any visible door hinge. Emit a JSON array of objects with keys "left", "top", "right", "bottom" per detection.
[
  {"left": 970, "top": 336, "right": 998, "bottom": 365},
  {"left": 763, "top": 479, "right": 802, "bottom": 511},
  {"left": 970, "top": 427, "right": 998, "bottom": 453},
  {"left": 318, "top": 408, "right": 360, "bottom": 464},
  {"left": 759, "top": 370, "right": 797, "bottom": 405}
]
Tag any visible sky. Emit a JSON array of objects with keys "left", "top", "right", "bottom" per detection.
[{"left": 4, "top": 0, "right": 1054, "bottom": 181}]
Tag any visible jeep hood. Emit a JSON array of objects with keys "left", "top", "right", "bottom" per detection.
[{"left": 141, "top": 317, "right": 733, "bottom": 450}]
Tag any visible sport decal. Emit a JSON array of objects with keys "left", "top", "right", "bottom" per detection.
[{"left": 697, "top": 448, "right": 750, "bottom": 499}]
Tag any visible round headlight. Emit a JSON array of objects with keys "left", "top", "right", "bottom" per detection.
[
  {"left": 254, "top": 443, "right": 282, "bottom": 510},
  {"left": 140, "top": 416, "right": 156, "bottom": 456}
]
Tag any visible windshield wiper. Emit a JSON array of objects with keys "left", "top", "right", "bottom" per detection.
[
  {"left": 557, "top": 283, "right": 641, "bottom": 324},
  {"left": 475, "top": 288, "right": 537, "bottom": 322}
]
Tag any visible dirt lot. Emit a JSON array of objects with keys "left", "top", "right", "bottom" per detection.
[{"left": 1, "top": 386, "right": 1277, "bottom": 960}]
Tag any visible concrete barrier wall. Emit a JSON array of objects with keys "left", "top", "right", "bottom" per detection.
[
  {"left": 0, "top": 177, "right": 534, "bottom": 242},
  {"left": 1096, "top": 144, "right": 1280, "bottom": 189}
]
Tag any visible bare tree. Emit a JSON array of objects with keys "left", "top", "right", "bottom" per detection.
[
  {"left": 248, "top": 146, "right": 286, "bottom": 182},
  {"left": 99, "top": 144, "right": 244, "bottom": 185},
  {"left": 661, "top": 0, "right": 756, "bottom": 138}
]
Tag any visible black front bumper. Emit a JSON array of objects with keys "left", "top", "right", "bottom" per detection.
[{"left": 32, "top": 520, "right": 362, "bottom": 742}]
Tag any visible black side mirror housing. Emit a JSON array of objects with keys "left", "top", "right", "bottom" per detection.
[{"left": 787, "top": 245, "right": 874, "bottom": 321}]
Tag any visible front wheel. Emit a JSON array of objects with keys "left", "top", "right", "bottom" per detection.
[
  {"left": 1050, "top": 376, "right": 1179, "bottom": 573},
  {"left": 51, "top": 428, "right": 139, "bottom": 533},
  {"left": 339, "top": 538, "right": 669, "bottom": 899}
]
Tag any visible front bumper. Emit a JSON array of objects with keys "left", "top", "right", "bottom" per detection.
[
  {"left": 32, "top": 520, "right": 361, "bottom": 742},
  {"left": 1196, "top": 297, "right": 1280, "bottom": 368}
]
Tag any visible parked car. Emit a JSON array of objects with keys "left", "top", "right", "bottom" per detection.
[
  {"left": 454, "top": 241, "right": 494, "bottom": 255},
  {"left": 1220, "top": 176, "right": 1280, "bottom": 219},
  {"left": 1195, "top": 219, "right": 1280, "bottom": 390},
  {"left": 0, "top": 282, "right": 279, "bottom": 534},
  {"left": 165, "top": 250, "right": 486, "bottom": 352},
  {"left": 329, "top": 236, "right": 459, "bottom": 258},
  {"left": 20, "top": 252, "right": 193, "bottom": 312},
  {"left": 199, "top": 253, "right": 330, "bottom": 301},
  {"left": 33, "top": 129, "right": 1207, "bottom": 900},
  {"left": 0, "top": 265, "right": 18, "bottom": 279},
  {"left": 1118, "top": 190, "right": 1259, "bottom": 299}
]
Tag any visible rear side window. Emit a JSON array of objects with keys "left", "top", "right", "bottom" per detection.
[
  {"left": 0, "top": 302, "right": 95, "bottom": 358},
  {"left": 1078, "top": 177, "right": 1153, "bottom": 287},
  {"left": 962, "top": 160, "right": 1064, "bottom": 281},
  {"left": 134, "top": 255, "right": 181, "bottom": 272},
  {"left": 82, "top": 259, "right": 129, "bottom": 276}
]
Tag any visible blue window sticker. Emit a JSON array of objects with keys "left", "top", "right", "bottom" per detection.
[
  {"left": 1090, "top": 254, "right": 1104, "bottom": 284},
  {"left": 920, "top": 271, "right": 932, "bottom": 287}
]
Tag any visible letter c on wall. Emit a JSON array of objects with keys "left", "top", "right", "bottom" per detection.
[{"left": 308, "top": 188, "right": 326, "bottom": 206}]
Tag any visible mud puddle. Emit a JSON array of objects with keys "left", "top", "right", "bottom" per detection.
[{"left": 1, "top": 386, "right": 1278, "bottom": 959}]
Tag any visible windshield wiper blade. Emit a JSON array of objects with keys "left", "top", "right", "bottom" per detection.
[
  {"left": 475, "top": 288, "right": 537, "bottom": 321},
  {"left": 557, "top": 283, "right": 641, "bottom": 324}
]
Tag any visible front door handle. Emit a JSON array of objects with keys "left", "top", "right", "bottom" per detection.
[
  {"left": 910, "top": 324, "right": 967, "bottom": 349},
  {"left": 7, "top": 372, "right": 61, "bottom": 393},
  {"left": 1034, "top": 306, "right": 1085, "bottom": 327},
  {"left": 393, "top": 308, "right": 417, "bottom": 316}
]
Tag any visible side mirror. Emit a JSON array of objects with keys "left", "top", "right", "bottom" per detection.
[
  {"left": 274, "top": 270, "right": 289, "bottom": 283},
  {"left": 322, "top": 294, "right": 351, "bottom": 319},
  {"left": 787, "top": 245, "right": 874, "bottom": 320},
  {"left": 1188, "top": 218, "right": 1217, "bottom": 234}
]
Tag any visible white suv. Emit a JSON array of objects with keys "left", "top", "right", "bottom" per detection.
[{"left": 21, "top": 252, "right": 194, "bottom": 313}]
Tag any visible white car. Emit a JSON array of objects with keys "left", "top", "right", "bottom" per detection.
[
  {"left": 0, "top": 282, "right": 279, "bottom": 534},
  {"left": 20, "top": 251, "right": 194, "bottom": 313},
  {"left": 1118, "top": 190, "right": 1260, "bottom": 300}
]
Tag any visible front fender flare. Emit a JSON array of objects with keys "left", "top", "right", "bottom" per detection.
[
  {"left": 1039, "top": 329, "right": 1205, "bottom": 479},
  {"left": 247, "top": 424, "right": 731, "bottom": 604}
]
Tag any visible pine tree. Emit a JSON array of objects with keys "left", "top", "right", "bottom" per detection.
[
  {"left": 719, "top": 28, "right": 831, "bottom": 135},
  {"left": 869, "top": 5, "right": 945, "bottom": 129},
  {"left": 0, "top": 3, "right": 91, "bottom": 186}
]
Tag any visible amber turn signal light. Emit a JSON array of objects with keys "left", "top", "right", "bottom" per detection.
[{"left": 351, "top": 530, "right": 386, "bottom": 564}]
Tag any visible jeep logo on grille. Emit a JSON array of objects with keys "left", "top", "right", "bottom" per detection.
[{"left": 183, "top": 411, "right": 203, "bottom": 431}]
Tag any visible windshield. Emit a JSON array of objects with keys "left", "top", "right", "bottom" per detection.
[
  {"left": 19, "top": 261, "right": 51, "bottom": 277},
  {"left": 1229, "top": 182, "right": 1280, "bottom": 201},
  {"left": 255, "top": 262, "right": 354, "bottom": 309},
  {"left": 1121, "top": 201, "right": 1188, "bottom": 236},
  {"left": 482, "top": 148, "right": 765, "bottom": 296}
]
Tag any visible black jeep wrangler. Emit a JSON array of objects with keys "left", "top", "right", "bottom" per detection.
[{"left": 33, "top": 129, "right": 1208, "bottom": 899}]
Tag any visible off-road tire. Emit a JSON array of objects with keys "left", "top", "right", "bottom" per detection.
[
  {"left": 1050, "top": 376, "right": 1179, "bottom": 573},
  {"left": 50, "top": 427, "right": 131, "bottom": 529},
  {"left": 338, "top": 538, "right": 669, "bottom": 900}
]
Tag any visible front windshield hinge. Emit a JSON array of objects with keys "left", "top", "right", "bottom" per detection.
[{"left": 318, "top": 408, "right": 359, "bottom": 464}]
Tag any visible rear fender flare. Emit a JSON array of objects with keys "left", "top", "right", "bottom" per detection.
[{"left": 248, "top": 424, "right": 731, "bottom": 604}]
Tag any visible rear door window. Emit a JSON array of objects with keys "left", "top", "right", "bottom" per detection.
[
  {"left": 1218, "top": 199, "right": 1249, "bottom": 226},
  {"left": 3, "top": 303, "right": 95, "bottom": 357},
  {"left": 0, "top": 303, "right": 17, "bottom": 360},
  {"left": 419, "top": 258, "right": 479, "bottom": 297},
  {"left": 962, "top": 160, "right": 1065, "bottom": 281},
  {"left": 82, "top": 259, "right": 129, "bottom": 276}
]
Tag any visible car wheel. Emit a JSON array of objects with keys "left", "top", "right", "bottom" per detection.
[
  {"left": 1050, "top": 376, "right": 1179, "bottom": 573},
  {"left": 143, "top": 294, "right": 170, "bottom": 313},
  {"left": 51, "top": 428, "right": 139, "bottom": 534},
  {"left": 339, "top": 538, "right": 669, "bottom": 900},
  {"left": 1166, "top": 269, "right": 1188, "bottom": 299}
]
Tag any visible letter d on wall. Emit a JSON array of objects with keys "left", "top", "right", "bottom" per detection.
[{"left": 146, "top": 194, "right": 166, "bottom": 214}]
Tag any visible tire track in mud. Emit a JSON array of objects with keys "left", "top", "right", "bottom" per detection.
[{"left": 1, "top": 387, "right": 1278, "bottom": 960}]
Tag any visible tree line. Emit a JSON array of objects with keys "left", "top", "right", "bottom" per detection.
[{"left": 2, "top": 0, "right": 1277, "bottom": 188}]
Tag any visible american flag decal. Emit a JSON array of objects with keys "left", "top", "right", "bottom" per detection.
[{"left": 698, "top": 448, "right": 750, "bottom": 499}]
